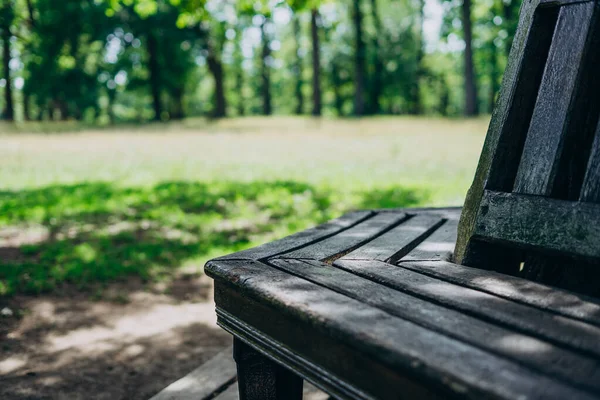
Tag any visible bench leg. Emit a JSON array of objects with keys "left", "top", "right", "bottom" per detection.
[{"left": 233, "top": 337, "right": 303, "bottom": 400}]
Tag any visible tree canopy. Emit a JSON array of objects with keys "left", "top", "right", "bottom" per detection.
[{"left": 0, "top": 0, "right": 522, "bottom": 122}]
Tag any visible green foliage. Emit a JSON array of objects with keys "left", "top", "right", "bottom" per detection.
[{"left": 0, "top": 180, "right": 427, "bottom": 295}]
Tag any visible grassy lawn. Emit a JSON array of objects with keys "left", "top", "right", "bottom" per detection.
[{"left": 0, "top": 116, "right": 487, "bottom": 296}]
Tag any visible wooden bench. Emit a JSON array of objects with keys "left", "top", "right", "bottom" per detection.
[{"left": 204, "top": 0, "right": 600, "bottom": 398}]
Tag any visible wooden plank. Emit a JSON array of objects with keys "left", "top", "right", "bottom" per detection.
[
  {"left": 338, "top": 214, "right": 444, "bottom": 263},
  {"left": 149, "top": 346, "right": 236, "bottom": 400},
  {"left": 581, "top": 120, "right": 600, "bottom": 202},
  {"left": 402, "top": 218, "right": 458, "bottom": 261},
  {"left": 214, "top": 383, "right": 239, "bottom": 400},
  {"left": 513, "top": 2, "right": 596, "bottom": 196},
  {"left": 474, "top": 190, "right": 600, "bottom": 259},
  {"left": 208, "top": 259, "right": 595, "bottom": 400},
  {"left": 270, "top": 258, "right": 600, "bottom": 392},
  {"left": 212, "top": 211, "right": 373, "bottom": 261},
  {"left": 398, "top": 260, "right": 600, "bottom": 328},
  {"left": 333, "top": 259, "right": 600, "bottom": 359},
  {"left": 278, "top": 212, "right": 408, "bottom": 262},
  {"left": 214, "top": 382, "right": 330, "bottom": 400}
]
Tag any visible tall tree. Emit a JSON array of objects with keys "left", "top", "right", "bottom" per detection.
[
  {"left": 205, "top": 28, "right": 227, "bottom": 118},
  {"left": 462, "top": 0, "right": 479, "bottom": 116},
  {"left": 368, "top": 0, "right": 383, "bottom": 114},
  {"left": 292, "top": 12, "right": 304, "bottom": 114},
  {"left": 146, "top": 31, "right": 163, "bottom": 120},
  {"left": 260, "top": 17, "right": 272, "bottom": 115},
  {"left": 0, "top": 0, "right": 14, "bottom": 121},
  {"left": 352, "top": 0, "right": 366, "bottom": 116},
  {"left": 310, "top": 7, "right": 321, "bottom": 116},
  {"left": 409, "top": 0, "right": 425, "bottom": 115}
]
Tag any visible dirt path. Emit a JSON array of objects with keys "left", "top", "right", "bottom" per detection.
[{"left": 0, "top": 275, "right": 231, "bottom": 400}]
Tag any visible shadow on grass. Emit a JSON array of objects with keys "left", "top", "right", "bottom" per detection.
[{"left": 0, "top": 181, "right": 429, "bottom": 296}]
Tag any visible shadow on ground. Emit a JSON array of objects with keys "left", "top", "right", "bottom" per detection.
[
  {"left": 0, "top": 181, "right": 429, "bottom": 296},
  {"left": 0, "top": 276, "right": 231, "bottom": 400}
]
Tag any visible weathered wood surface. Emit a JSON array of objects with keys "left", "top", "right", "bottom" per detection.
[
  {"left": 214, "top": 382, "right": 330, "bottom": 400},
  {"left": 208, "top": 257, "right": 599, "bottom": 400},
  {"left": 474, "top": 190, "right": 600, "bottom": 259},
  {"left": 397, "top": 259, "right": 600, "bottom": 326},
  {"left": 581, "top": 119, "right": 600, "bottom": 202},
  {"left": 149, "top": 346, "right": 236, "bottom": 400},
  {"left": 213, "top": 211, "right": 373, "bottom": 261},
  {"left": 513, "top": 2, "right": 596, "bottom": 196},
  {"left": 338, "top": 214, "right": 444, "bottom": 263},
  {"left": 280, "top": 212, "right": 408, "bottom": 262}
]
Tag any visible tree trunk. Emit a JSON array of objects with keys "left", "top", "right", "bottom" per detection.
[
  {"left": 293, "top": 15, "right": 304, "bottom": 115},
  {"left": 207, "top": 49, "right": 226, "bottom": 118},
  {"left": 410, "top": 0, "right": 425, "bottom": 115},
  {"left": 310, "top": 8, "right": 322, "bottom": 116},
  {"left": 369, "top": 0, "right": 383, "bottom": 115},
  {"left": 462, "top": 0, "right": 479, "bottom": 116},
  {"left": 236, "top": 68, "right": 245, "bottom": 116},
  {"left": 331, "top": 61, "right": 344, "bottom": 116},
  {"left": 488, "top": 41, "right": 499, "bottom": 114},
  {"left": 147, "top": 32, "right": 163, "bottom": 121},
  {"left": 170, "top": 87, "right": 185, "bottom": 120},
  {"left": 2, "top": 26, "right": 14, "bottom": 121},
  {"left": 260, "top": 19, "right": 272, "bottom": 116},
  {"left": 353, "top": 0, "right": 366, "bottom": 116},
  {"left": 23, "top": 92, "right": 31, "bottom": 121}
]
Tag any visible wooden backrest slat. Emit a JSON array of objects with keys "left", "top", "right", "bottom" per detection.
[
  {"left": 513, "top": 2, "right": 596, "bottom": 196},
  {"left": 456, "top": 0, "right": 600, "bottom": 297},
  {"left": 580, "top": 117, "right": 600, "bottom": 202}
]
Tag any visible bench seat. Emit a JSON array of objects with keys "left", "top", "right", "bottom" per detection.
[{"left": 206, "top": 208, "right": 600, "bottom": 400}]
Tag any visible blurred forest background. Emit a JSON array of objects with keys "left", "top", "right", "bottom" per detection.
[
  {"left": 0, "top": 0, "right": 521, "bottom": 122},
  {"left": 1, "top": 1, "right": 519, "bottom": 396}
]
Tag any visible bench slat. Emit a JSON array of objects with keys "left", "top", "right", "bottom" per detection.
[
  {"left": 474, "top": 190, "right": 600, "bottom": 258},
  {"left": 269, "top": 258, "right": 600, "bottom": 392},
  {"left": 213, "top": 211, "right": 373, "bottom": 261},
  {"left": 279, "top": 212, "right": 408, "bottom": 262},
  {"left": 149, "top": 346, "right": 236, "bottom": 400},
  {"left": 513, "top": 2, "right": 596, "bottom": 196},
  {"left": 207, "top": 259, "right": 596, "bottom": 400},
  {"left": 338, "top": 214, "right": 444, "bottom": 263},
  {"left": 332, "top": 258, "right": 600, "bottom": 359},
  {"left": 398, "top": 260, "right": 600, "bottom": 327},
  {"left": 402, "top": 218, "right": 458, "bottom": 261}
]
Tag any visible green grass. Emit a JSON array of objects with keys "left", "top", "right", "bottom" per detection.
[{"left": 0, "top": 116, "right": 488, "bottom": 295}]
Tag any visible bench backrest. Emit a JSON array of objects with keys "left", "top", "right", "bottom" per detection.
[{"left": 456, "top": 0, "right": 600, "bottom": 297}]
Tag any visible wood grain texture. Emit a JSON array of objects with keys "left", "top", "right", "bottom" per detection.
[
  {"left": 209, "top": 259, "right": 597, "bottom": 400},
  {"left": 212, "top": 211, "right": 373, "bottom": 261},
  {"left": 333, "top": 259, "right": 600, "bottom": 359},
  {"left": 402, "top": 218, "right": 458, "bottom": 261},
  {"left": 214, "top": 383, "right": 240, "bottom": 400},
  {"left": 581, "top": 120, "right": 600, "bottom": 202},
  {"left": 269, "top": 258, "right": 600, "bottom": 393},
  {"left": 513, "top": 2, "right": 595, "bottom": 195},
  {"left": 455, "top": 0, "right": 556, "bottom": 262},
  {"left": 474, "top": 190, "right": 600, "bottom": 259},
  {"left": 214, "top": 383, "right": 330, "bottom": 400},
  {"left": 338, "top": 214, "right": 444, "bottom": 263},
  {"left": 149, "top": 346, "right": 236, "bottom": 400},
  {"left": 398, "top": 260, "right": 600, "bottom": 327},
  {"left": 279, "top": 212, "right": 408, "bottom": 262},
  {"left": 234, "top": 338, "right": 303, "bottom": 400}
]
